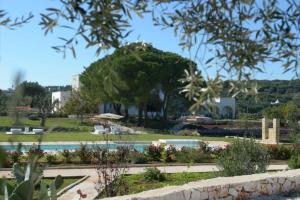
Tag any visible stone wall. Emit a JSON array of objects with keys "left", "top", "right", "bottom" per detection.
[{"left": 104, "top": 169, "right": 300, "bottom": 200}]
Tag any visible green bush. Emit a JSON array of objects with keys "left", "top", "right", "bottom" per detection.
[
  {"left": 45, "top": 154, "right": 57, "bottom": 164},
  {"left": 77, "top": 144, "right": 92, "bottom": 164},
  {"left": 144, "top": 167, "right": 165, "bottom": 182},
  {"left": 130, "top": 152, "right": 148, "bottom": 164},
  {"left": 288, "top": 155, "right": 300, "bottom": 169},
  {"left": 61, "top": 149, "right": 72, "bottom": 163},
  {"left": 267, "top": 144, "right": 292, "bottom": 160},
  {"left": 217, "top": 139, "right": 270, "bottom": 176},
  {"left": 175, "top": 147, "right": 212, "bottom": 163},
  {"left": 175, "top": 129, "right": 200, "bottom": 136}
]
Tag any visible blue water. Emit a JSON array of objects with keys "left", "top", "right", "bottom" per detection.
[{"left": 0, "top": 141, "right": 200, "bottom": 152}]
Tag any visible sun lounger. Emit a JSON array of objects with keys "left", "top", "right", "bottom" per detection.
[
  {"left": 93, "top": 125, "right": 108, "bottom": 134},
  {"left": 32, "top": 128, "right": 44, "bottom": 134},
  {"left": 6, "top": 128, "right": 23, "bottom": 134},
  {"left": 110, "top": 125, "right": 122, "bottom": 134}
]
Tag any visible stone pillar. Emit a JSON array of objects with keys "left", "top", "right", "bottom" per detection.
[
  {"left": 262, "top": 117, "right": 269, "bottom": 141},
  {"left": 269, "top": 118, "right": 280, "bottom": 144}
]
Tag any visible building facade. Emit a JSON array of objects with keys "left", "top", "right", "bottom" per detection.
[
  {"left": 52, "top": 91, "right": 71, "bottom": 112},
  {"left": 72, "top": 74, "right": 81, "bottom": 91},
  {"left": 202, "top": 97, "right": 236, "bottom": 119}
]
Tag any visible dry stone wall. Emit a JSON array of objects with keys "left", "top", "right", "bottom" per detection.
[{"left": 104, "top": 169, "right": 300, "bottom": 200}]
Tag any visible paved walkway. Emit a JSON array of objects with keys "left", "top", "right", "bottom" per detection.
[
  {"left": 0, "top": 164, "right": 289, "bottom": 200},
  {"left": 58, "top": 176, "right": 98, "bottom": 200},
  {"left": 0, "top": 164, "right": 288, "bottom": 178}
]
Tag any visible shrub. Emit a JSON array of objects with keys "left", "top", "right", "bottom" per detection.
[
  {"left": 61, "top": 149, "right": 72, "bottom": 163},
  {"left": 146, "top": 144, "right": 163, "bottom": 161},
  {"left": 175, "top": 129, "right": 200, "bottom": 136},
  {"left": 176, "top": 146, "right": 213, "bottom": 163},
  {"left": 166, "top": 145, "right": 177, "bottom": 162},
  {"left": 28, "top": 113, "right": 39, "bottom": 120},
  {"left": 28, "top": 146, "right": 44, "bottom": 159},
  {"left": 130, "top": 151, "right": 148, "bottom": 164},
  {"left": 45, "top": 153, "right": 57, "bottom": 164},
  {"left": 267, "top": 144, "right": 292, "bottom": 160},
  {"left": 144, "top": 167, "right": 165, "bottom": 182},
  {"left": 288, "top": 155, "right": 300, "bottom": 169},
  {"left": 77, "top": 144, "right": 92, "bottom": 164},
  {"left": 9, "top": 143, "right": 23, "bottom": 163},
  {"left": 217, "top": 138, "right": 270, "bottom": 176},
  {"left": 9, "top": 151, "right": 23, "bottom": 163}
]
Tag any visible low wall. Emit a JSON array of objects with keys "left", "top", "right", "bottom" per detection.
[{"left": 105, "top": 169, "right": 300, "bottom": 200}]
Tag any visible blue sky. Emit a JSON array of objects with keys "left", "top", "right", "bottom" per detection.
[{"left": 0, "top": 0, "right": 294, "bottom": 90}]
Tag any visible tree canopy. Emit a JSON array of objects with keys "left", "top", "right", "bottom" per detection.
[
  {"left": 18, "top": 81, "right": 57, "bottom": 127},
  {"left": 81, "top": 42, "right": 196, "bottom": 125}
]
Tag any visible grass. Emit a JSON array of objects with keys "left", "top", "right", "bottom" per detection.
[
  {"left": 0, "top": 116, "right": 91, "bottom": 129},
  {"left": 0, "top": 116, "right": 232, "bottom": 142},
  {"left": 0, "top": 177, "right": 80, "bottom": 199},
  {"left": 0, "top": 132, "right": 232, "bottom": 142},
  {"left": 101, "top": 172, "right": 216, "bottom": 197}
]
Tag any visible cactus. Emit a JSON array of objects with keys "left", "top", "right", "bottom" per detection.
[{"left": 0, "top": 155, "right": 64, "bottom": 200}]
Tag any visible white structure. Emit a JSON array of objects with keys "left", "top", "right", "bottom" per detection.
[
  {"left": 213, "top": 97, "right": 236, "bottom": 118},
  {"left": 203, "top": 97, "right": 236, "bottom": 118},
  {"left": 72, "top": 74, "right": 81, "bottom": 91},
  {"left": 52, "top": 91, "right": 71, "bottom": 112}
]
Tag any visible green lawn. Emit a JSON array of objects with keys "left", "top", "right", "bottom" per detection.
[
  {"left": 0, "top": 132, "right": 232, "bottom": 142},
  {"left": 0, "top": 177, "right": 80, "bottom": 199},
  {"left": 0, "top": 116, "right": 91, "bottom": 129}
]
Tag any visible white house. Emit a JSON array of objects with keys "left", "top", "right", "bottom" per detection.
[
  {"left": 203, "top": 97, "right": 236, "bottom": 118},
  {"left": 52, "top": 91, "right": 71, "bottom": 112},
  {"left": 213, "top": 97, "right": 236, "bottom": 118}
]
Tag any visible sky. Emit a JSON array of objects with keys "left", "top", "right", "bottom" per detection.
[{"left": 0, "top": 0, "right": 294, "bottom": 90}]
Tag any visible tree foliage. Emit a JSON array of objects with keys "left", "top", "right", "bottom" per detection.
[
  {"left": 81, "top": 42, "right": 194, "bottom": 124},
  {"left": 18, "top": 81, "right": 57, "bottom": 127},
  {"left": 63, "top": 91, "right": 97, "bottom": 123},
  {"left": 37, "top": 0, "right": 300, "bottom": 107},
  {"left": 0, "top": 90, "right": 8, "bottom": 116}
]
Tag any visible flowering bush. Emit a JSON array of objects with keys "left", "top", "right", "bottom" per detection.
[
  {"left": 266, "top": 144, "right": 292, "bottom": 160},
  {"left": 146, "top": 144, "right": 164, "bottom": 162}
]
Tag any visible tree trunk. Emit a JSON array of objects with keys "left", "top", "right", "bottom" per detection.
[
  {"left": 40, "top": 114, "right": 46, "bottom": 127},
  {"left": 80, "top": 114, "right": 84, "bottom": 124},
  {"left": 124, "top": 106, "right": 129, "bottom": 120},
  {"left": 143, "top": 101, "right": 148, "bottom": 127},
  {"left": 162, "top": 94, "right": 169, "bottom": 121},
  {"left": 138, "top": 104, "right": 143, "bottom": 126},
  {"left": 113, "top": 103, "right": 121, "bottom": 114}
]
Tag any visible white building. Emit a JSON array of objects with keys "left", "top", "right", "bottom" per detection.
[
  {"left": 203, "top": 97, "right": 236, "bottom": 119},
  {"left": 72, "top": 74, "right": 81, "bottom": 91},
  {"left": 214, "top": 97, "right": 236, "bottom": 118},
  {"left": 52, "top": 91, "right": 71, "bottom": 112}
]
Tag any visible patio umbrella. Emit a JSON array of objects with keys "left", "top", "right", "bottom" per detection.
[{"left": 94, "top": 113, "right": 124, "bottom": 120}]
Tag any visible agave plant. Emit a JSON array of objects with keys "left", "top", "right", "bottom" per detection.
[{"left": 0, "top": 155, "right": 63, "bottom": 200}]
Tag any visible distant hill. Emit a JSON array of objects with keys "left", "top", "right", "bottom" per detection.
[{"left": 222, "top": 80, "right": 300, "bottom": 116}]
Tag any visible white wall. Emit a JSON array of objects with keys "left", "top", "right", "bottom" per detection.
[
  {"left": 52, "top": 91, "right": 71, "bottom": 112},
  {"left": 72, "top": 74, "right": 81, "bottom": 91}
]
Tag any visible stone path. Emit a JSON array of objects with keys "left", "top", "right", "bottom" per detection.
[
  {"left": 0, "top": 164, "right": 288, "bottom": 178},
  {"left": 58, "top": 176, "right": 98, "bottom": 200}
]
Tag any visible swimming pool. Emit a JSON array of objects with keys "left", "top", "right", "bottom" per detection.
[{"left": 0, "top": 140, "right": 201, "bottom": 152}]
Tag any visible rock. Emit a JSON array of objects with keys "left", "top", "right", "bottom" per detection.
[{"left": 228, "top": 188, "right": 238, "bottom": 197}]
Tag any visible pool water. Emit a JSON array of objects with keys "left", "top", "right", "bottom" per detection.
[{"left": 0, "top": 140, "right": 201, "bottom": 152}]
